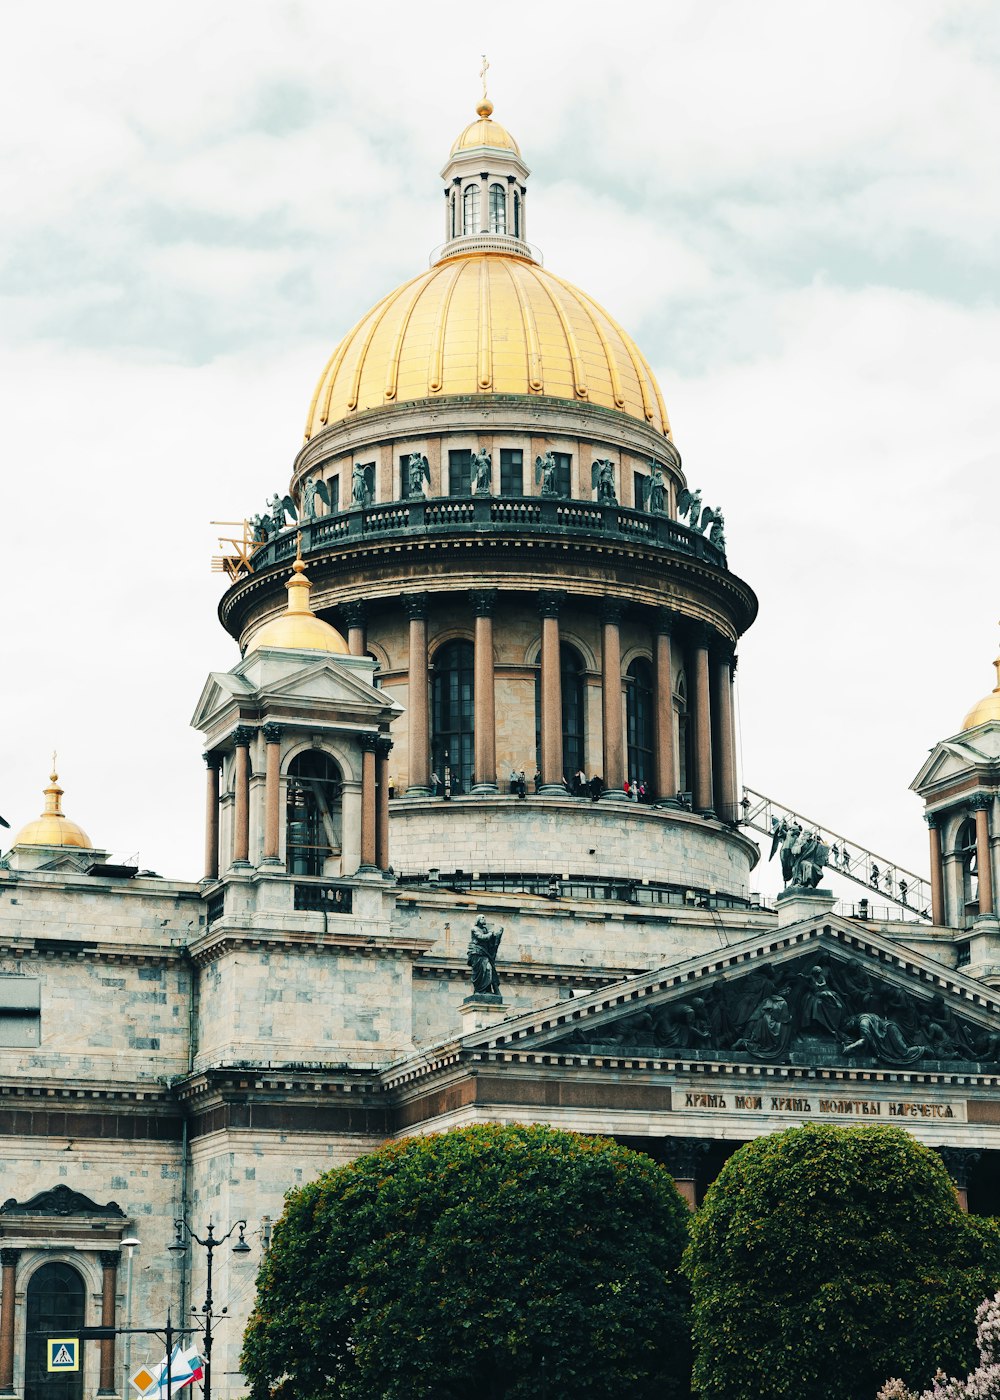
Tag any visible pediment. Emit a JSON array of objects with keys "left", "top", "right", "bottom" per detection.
[
  {"left": 190, "top": 671, "right": 254, "bottom": 730},
  {"left": 261, "top": 658, "right": 396, "bottom": 715},
  {"left": 0, "top": 1184, "right": 126, "bottom": 1218},
  {"left": 911, "top": 735, "right": 1000, "bottom": 792},
  {"left": 466, "top": 919, "right": 1000, "bottom": 1074}
]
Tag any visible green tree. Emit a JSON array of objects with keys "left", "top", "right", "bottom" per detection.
[
  {"left": 241, "top": 1123, "right": 692, "bottom": 1400},
  {"left": 683, "top": 1123, "right": 1000, "bottom": 1400}
]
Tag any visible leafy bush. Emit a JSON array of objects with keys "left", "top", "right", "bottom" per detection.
[
  {"left": 683, "top": 1123, "right": 1000, "bottom": 1400},
  {"left": 242, "top": 1123, "right": 692, "bottom": 1400},
  {"left": 878, "top": 1291, "right": 1000, "bottom": 1398}
]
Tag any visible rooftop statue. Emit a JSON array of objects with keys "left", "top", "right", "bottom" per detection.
[
  {"left": 471, "top": 449, "right": 492, "bottom": 495},
  {"left": 677, "top": 486, "right": 702, "bottom": 528},
  {"left": 467, "top": 915, "right": 503, "bottom": 996},
  {"left": 592, "top": 459, "right": 617, "bottom": 505},
  {"left": 352, "top": 462, "right": 375, "bottom": 508},
  {"left": 642, "top": 462, "right": 667, "bottom": 515},
  {"left": 769, "top": 818, "right": 830, "bottom": 889},
  {"left": 408, "top": 453, "right": 431, "bottom": 499},
  {"left": 267, "top": 492, "right": 297, "bottom": 534},
  {"left": 535, "top": 451, "right": 561, "bottom": 498},
  {"left": 301, "top": 476, "right": 332, "bottom": 521}
]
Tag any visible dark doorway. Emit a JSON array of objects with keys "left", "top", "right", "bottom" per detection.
[{"left": 25, "top": 1262, "right": 85, "bottom": 1400}]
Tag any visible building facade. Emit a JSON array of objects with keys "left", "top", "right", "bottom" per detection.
[{"left": 2, "top": 100, "right": 1000, "bottom": 1400}]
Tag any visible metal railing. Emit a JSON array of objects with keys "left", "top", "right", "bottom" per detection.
[
  {"left": 293, "top": 882, "right": 354, "bottom": 914},
  {"left": 397, "top": 869, "right": 761, "bottom": 912}
]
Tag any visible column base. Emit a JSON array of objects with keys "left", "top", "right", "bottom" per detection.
[
  {"left": 404, "top": 785, "right": 432, "bottom": 798},
  {"left": 260, "top": 856, "right": 283, "bottom": 867},
  {"left": 230, "top": 859, "right": 252, "bottom": 870},
  {"left": 538, "top": 782, "right": 567, "bottom": 796},
  {"left": 600, "top": 789, "right": 630, "bottom": 804},
  {"left": 471, "top": 782, "right": 499, "bottom": 796},
  {"left": 356, "top": 863, "right": 379, "bottom": 875},
  {"left": 776, "top": 886, "right": 836, "bottom": 928}
]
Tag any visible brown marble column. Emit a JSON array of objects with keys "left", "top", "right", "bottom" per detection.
[
  {"left": 600, "top": 600, "right": 626, "bottom": 798},
  {"left": 937, "top": 1146, "right": 981, "bottom": 1213},
  {"left": 973, "top": 795, "right": 995, "bottom": 916},
  {"left": 661, "top": 1137, "right": 710, "bottom": 1212},
  {"left": 403, "top": 594, "right": 431, "bottom": 794},
  {"left": 690, "top": 626, "right": 715, "bottom": 814},
  {"left": 359, "top": 734, "right": 378, "bottom": 871},
  {"left": 0, "top": 1249, "right": 19, "bottom": 1395},
  {"left": 232, "top": 726, "right": 253, "bottom": 865},
  {"left": 342, "top": 600, "right": 367, "bottom": 657},
  {"left": 712, "top": 649, "right": 738, "bottom": 824},
  {"left": 926, "top": 812, "right": 945, "bottom": 925},
  {"left": 98, "top": 1251, "right": 119, "bottom": 1393},
  {"left": 471, "top": 589, "right": 498, "bottom": 793},
  {"left": 262, "top": 723, "right": 282, "bottom": 864},
  {"left": 203, "top": 753, "right": 221, "bottom": 881},
  {"left": 375, "top": 736, "right": 393, "bottom": 873},
  {"left": 538, "top": 591, "right": 566, "bottom": 792},
  {"left": 653, "top": 611, "right": 678, "bottom": 803}
]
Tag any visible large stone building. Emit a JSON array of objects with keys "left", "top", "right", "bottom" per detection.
[{"left": 3, "top": 98, "right": 1000, "bottom": 1400}]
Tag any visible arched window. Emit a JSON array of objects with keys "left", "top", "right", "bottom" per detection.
[
  {"left": 463, "top": 185, "right": 481, "bottom": 236},
  {"left": 432, "top": 640, "right": 474, "bottom": 794},
  {"left": 958, "top": 816, "right": 979, "bottom": 916},
  {"left": 489, "top": 183, "right": 506, "bottom": 234},
  {"left": 513, "top": 192, "right": 521, "bottom": 239},
  {"left": 626, "top": 658, "right": 654, "bottom": 789},
  {"left": 450, "top": 192, "right": 457, "bottom": 238},
  {"left": 534, "top": 644, "right": 586, "bottom": 782},
  {"left": 286, "top": 751, "right": 343, "bottom": 876},
  {"left": 25, "top": 1263, "right": 85, "bottom": 1400}
]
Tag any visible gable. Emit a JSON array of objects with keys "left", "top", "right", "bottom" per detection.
[
  {"left": 911, "top": 735, "right": 999, "bottom": 793},
  {"left": 190, "top": 671, "right": 254, "bottom": 730}
]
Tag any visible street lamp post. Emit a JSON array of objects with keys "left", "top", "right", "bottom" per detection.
[
  {"left": 120, "top": 1237, "right": 140, "bottom": 1400},
  {"left": 168, "top": 1219, "right": 250, "bottom": 1400}
]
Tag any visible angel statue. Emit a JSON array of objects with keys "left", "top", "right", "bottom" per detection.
[
  {"left": 592, "top": 459, "right": 617, "bottom": 505},
  {"left": 407, "top": 452, "right": 430, "bottom": 499},
  {"left": 267, "top": 492, "right": 297, "bottom": 534},
  {"left": 535, "top": 451, "right": 560, "bottom": 498},
  {"left": 249, "top": 514, "right": 268, "bottom": 543},
  {"left": 676, "top": 486, "right": 702, "bottom": 528},
  {"left": 300, "top": 476, "right": 332, "bottom": 521},
  {"left": 707, "top": 509, "right": 726, "bottom": 553},
  {"left": 351, "top": 462, "right": 374, "bottom": 508},
  {"left": 471, "top": 448, "right": 492, "bottom": 495},
  {"left": 642, "top": 462, "right": 667, "bottom": 515}
]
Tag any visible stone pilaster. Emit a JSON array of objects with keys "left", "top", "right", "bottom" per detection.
[
  {"left": 972, "top": 794, "right": 995, "bottom": 917},
  {"left": 712, "top": 646, "right": 738, "bottom": 823},
  {"left": 538, "top": 591, "right": 566, "bottom": 792},
  {"left": 403, "top": 593, "right": 431, "bottom": 794},
  {"left": 471, "top": 589, "right": 498, "bottom": 794},
  {"left": 359, "top": 734, "right": 379, "bottom": 871}
]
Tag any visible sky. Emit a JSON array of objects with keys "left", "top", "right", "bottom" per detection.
[{"left": 2, "top": 0, "right": 998, "bottom": 900}]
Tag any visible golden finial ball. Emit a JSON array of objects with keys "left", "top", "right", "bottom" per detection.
[{"left": 476, "top": 98, "right": 494, "bottom": 118}]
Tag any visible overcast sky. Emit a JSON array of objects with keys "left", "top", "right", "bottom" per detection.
[{"left": 2, "top": 0, "right": 998, "bottom": 901}]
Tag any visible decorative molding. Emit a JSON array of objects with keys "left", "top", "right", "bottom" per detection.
[
  {"left": 98, "top": 1250, "right": 121, "bottom": 1270},
  {"left": 340, "top": 600, "right": 367, "bottom": 629},
  {"left": 359, "top": 732, "right": 379, "bottom": 754},
  {"left": 660, "top": 1136, "right": 711, "bottom": 1180},
  {"left": 0, "top": 1249, "right": 19, "bottom": 1267},
  {"left": 0, "top": 1185, "right": 126, "bottom": 1218},
  {"left": 600, "top": 598, "right": 624, "bottom": 626},
  {"left": 203, "top": 752, "right": 223, "bottom": 770},
  {"left": 970, "top": 793, "right": 992, "bottom": 813},
  {"left": 261, "top": 723, "right": 283, "bottom": 745},
  {"left": 401, "top": 592, "right": 429, "bottom": 622},
  {"left": 538, "top": 589, "right": 566, "bottom": 618},
  {"left": 925, "top": 811, "right": 940, "bottom": 829},
  {"left": 936, "top": 1145, "right": 982, "bottom": 1189},
  {"left": 469, "top": 588, "right": 497, "bottom": 617}
]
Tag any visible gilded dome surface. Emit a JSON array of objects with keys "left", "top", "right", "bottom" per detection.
[
  {"left": 451, "top": 102, "right": 520, "bottom": 155},
  {"left": 961, "top": 652, "right": 1000, "bottom": 731},
  {"left": 246, "top": 548, "right": 349, "bottom": 655},
  {"left": 13, "top": 769, "right": 92, "bottom": 849},
  {"left": 304, "top": 253, "right": 671, "bottom": 439}
]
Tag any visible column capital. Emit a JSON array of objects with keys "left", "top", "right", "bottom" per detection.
[
  {"left": 376, "top": 735, "right": 394, "bottom": 759},
  {"left": 936, "top": 1145, "right": 982, "bottom": 1190},
  {"left": 0, "top": 1250, "right": 19, "bottom": 1268},
  {"left": 402, "top": 591, "right": 429, "bottom": 622},
  {"left": 340, "top": 600, "right": 366, "bottom": 628},
  {"left": 98, "top": 1251, "right": 120, "bottom": 1270},
  {"left": 653, "top": 607, "right": 682, "bottom": 637},
  {"left": 970, "top": 792, "right": 993, "bottom": 813},
  {"left": 660, "top": 1135, "right": 711, "bottom": 1181},
  {"left": 359, "top": 732, "right": 380, "bottom": 754},
  {"left": 925, "top": 810, "right": 941, "bottom": 829},
  {"left": 232, "top": 725, "right": 254, "bottom": 749},
  {"left": 469, "top": 588, "right": 497, "bottom": 617},
  {"left": 600, "top": 598, "right": 624, "bottom": 626},
  {"left": 203, "top": 751, "right": 223, "bottom": 770},
  {"left": 689, "top": 621, "right": 714, "bottom": 650},
  {"left": 261, "top": 722, "right": 283, "bottom": 745},
  {"left": 538, "top": 589, "right": 566, "bottom": 618}
]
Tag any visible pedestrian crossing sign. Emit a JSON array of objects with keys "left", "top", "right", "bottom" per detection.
[{"left": 47, "top": 1339, "right": 79, "bottom": 1372}]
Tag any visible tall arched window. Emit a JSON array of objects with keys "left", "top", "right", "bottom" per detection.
[
  {"left": 513, "top": 192, "right": 521, "bottom": 239},
  {"left": 432, "top": 640, "right": 475, "bottom": 794},
  {"left": 626, "top": 658, "right": 654, "bottom": 789},
  {"left": 450, "top": 192, "right": 457, "bottom": 238},
  {"left": 286, "top": 751, "right": 343, "bottom": 876},
  {"left": 535, "top": 644, "right": 586, "bottom": 781},
  {"left": 958, "top": 816, "right": 979, "bottom": 916},
  {"left": 489, "top": 183, "right": 506, "bottom": 234},
  {"left": 25, "top": 1263, "right": 85, "bottom": 1400},
  {"left": 463, "top": 185, "right": 481, "bottom": 235}
]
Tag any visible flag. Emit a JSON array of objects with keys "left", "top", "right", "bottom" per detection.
[{"left": 131, "top": 1344, "right": 203, "bottom": 1398}]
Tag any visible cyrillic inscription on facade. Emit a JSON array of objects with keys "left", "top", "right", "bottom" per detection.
[{"left": 682, "top": 1092, "right": 961, "bottom": 1120}]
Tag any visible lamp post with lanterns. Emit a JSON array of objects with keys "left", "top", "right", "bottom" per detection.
[{"left": 167, "top": 1219, "right": 250, "bottom": 1400}]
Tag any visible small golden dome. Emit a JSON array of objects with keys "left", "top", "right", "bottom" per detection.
[
  {"left": 305, "top": 253, "right": 671, "bottom": 438},
  {"left": 961, "top": 639, "right": 1000, "bottom": 730},
  {"left": 13, "top": 766, "right": 93, "bottom": 849},
  {"left": 450, "top": 107, "right": 520, "bottom": 156},
  {"left": 247, "top": 538, "right": 349, "bottom": 655}
]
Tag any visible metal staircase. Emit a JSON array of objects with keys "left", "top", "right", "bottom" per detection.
[{"left": 740, "top": 786, "right": 932, "bottom": 921}]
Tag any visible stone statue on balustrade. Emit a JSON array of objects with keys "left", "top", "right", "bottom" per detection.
[
  {"left": 352, "top": 462, "right": 375, "bottom": 508},
  {"left": 267, "top": 492, "right": 297, "bottom": 534},
  {"left": 472, "top": 449, "right": 492, "bottom": 495},
  {"left": 769, "top": 818, "right": 829, "bottom": 889},
  {"left": 300, "top": 476, "right": 331, "bottom": 521},
  {"left": 642, "top": 463, "right": 667, "bottom": 515},
  {"left": 408, "top": 453, "right": 431, "bottom": 499},
  {"left": 466, "top": 915, "right": 503, "bottom": 996},
  {"left": 535, "top": 452, "right": 561, "bottom": 498}
]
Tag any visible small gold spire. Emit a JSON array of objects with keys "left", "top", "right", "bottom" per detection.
[
  {"left": 42, "top": 762, "right": 65, "bottom": 817},
  {"left": 285, "top": 533, "right": 312, "bottom": 614}
]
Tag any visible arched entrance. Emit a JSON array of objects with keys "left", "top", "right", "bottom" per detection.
[{"left": 24, "top": 1262, "right": 85, "bottom": 1400}]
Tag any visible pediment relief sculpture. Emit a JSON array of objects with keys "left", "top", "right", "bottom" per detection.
[
  {"left": 554, "top": 952, "right": 1000, "bottom": 1071},
  {"left": 0, "top": 1184, "right": 126, "bottom": 1217}
]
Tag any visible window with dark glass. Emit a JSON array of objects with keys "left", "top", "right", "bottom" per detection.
[
  {"left": 626, "top": 658, "right": 654, "bottom": 789},
  {"left": 633, "top": 470, "right": 646, "bottom": 510},
  {"left": 25, "top": 1263, "right": 85, "bottom": 1400},
  {"left": 463, "top": 184, "right": 481, "bottom": 235},
  {"left": 675, "top": 675, "right": 689, "bottom": 798},
  {"left": 489, "top": 183, "right": 506, "bottom": 234},
  {"left": 326, "top": 473, "right": 340, "bottom": 512},
  {"left": 553, "top": 452, "right": 572, "bottom": 497},
  {"left": 535, "top": 643, "right": 585, "bottom": 780},
  {"left": 286, "top": 751, "right": 343, "bottom": 876},
  {"left": 451, "top": 192, "right": 457, "bottom": 238},
  {"left": 500, "top": 449, "right": 523, "bottom": 495},
  {"left": 432, "top": 641, "right": 474, "bottom": 794},
  {"left": 449, "top": 449, "right": 473, "bottom": 497},
  {"left": 958, "top": 817, "right": 979, "bottom": 912},
  {"left": 513, "top": 192, "right": 521, "bottom": 238}
]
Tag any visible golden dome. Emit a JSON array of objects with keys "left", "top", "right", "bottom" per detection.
[
  {"left": 961, "top": 642, "right": 1000, "bottom": 730},
  {"left": 13, "top": 766, "right": 92, "bottom": 849},
  {"left": 247, "top": 539, "right": 349, "bottom": 655},
  {"left": 304, "top": 253, "right": 671, "bottom": 438},
  {"left": 450, "top": 103, "right": 520, "bottom": 156}
]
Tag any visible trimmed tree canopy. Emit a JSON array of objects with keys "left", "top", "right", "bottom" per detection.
[
  {"left": 683, "top": 1123, "right": 1000, "bottom": 1400},
  {"left": 242, "top": 1123, "right": 692, "bottom": 1400}
]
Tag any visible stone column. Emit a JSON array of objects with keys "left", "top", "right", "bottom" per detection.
[
  {"left": 479, "top": 172, "right": 490, "bottom": 233},
  {"left": 98, "top": 1251, "right": 119, "bottom": 1394},
  {"left": 375, "top": 736, "right": 393, "bottom": 873},
  {"left": 0, "top": 1249, "right": 19, "bottom": 1395},
  {"left": 973, "top": 794, "right": 995, "bottom": 917},
  {"left": 471, "top": 589, "right": 498, "bottom": 794},
  {"left": 936, "top": 1146, "right": 981, "bottom": 1213},
  {"left": 359, "top": 734, "right": 378, "bottom": 871},
  {"left": 600, "top": 600, "right": 626, "bottom": 799},
  {"left": 653, "top": 610, "right": 678, "bottom": 803},
  {"left": 262, "top": 723, "right": 282, "bottom": 864},
  {"left": 342, "top": 601, "right": 367, "bottom": 657},
  {"left": 690, "top": 626, "right": 715, "bottom": 815},
  {"left": 232, "top": 726, "right": 253, "bottom": 866},
  {"left": 203, "top": 753, "right": 221, "bottom": 881},
  {"left": 505, "top": 177, "right": 514, "bottom": 236},
  {"left": 538, "top": 591, "right": 566, "bottom": 792},
  {"left": 712, "top": 648, "right": 738, "bottom": 824},
  {"left": 403, "top": 594, "right": 431, "bottom": 794},
  {"left": 660, "top": 1137, "right": 710, "bottom": 1212},
  {"left": 926, "top": 812, "right": 945, "bottom": 926}
]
